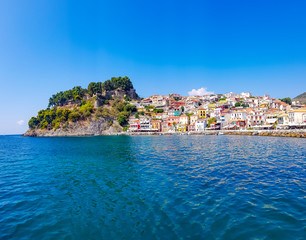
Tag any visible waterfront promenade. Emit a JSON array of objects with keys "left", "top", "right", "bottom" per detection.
[{"left": 120, "top": 129, "right": 306, "bottom": 138}]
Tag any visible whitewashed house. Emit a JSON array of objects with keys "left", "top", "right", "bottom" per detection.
[
  {"left": 195, "top": 119, "right": 207, "bottom": 132},
  {"left": 288, "top": 108, "right": 306, "bottom": 125}
]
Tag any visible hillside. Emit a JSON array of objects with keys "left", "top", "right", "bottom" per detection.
[
  {"left": 293, "top": 92, "right": 306, "bottom": 104},
  {"left": 24, "top": 77, "right": 140, "bottom": 137}
]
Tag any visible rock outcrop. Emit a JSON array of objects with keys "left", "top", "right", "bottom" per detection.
[
  {"left": 23, "top": 119, "right": 121, "bottom": 137},
  {"left": 24, "top": 77, "right": 140, "bottom": 137},
  {"left": 94, "top": 87, "right": 139, "bottom": 108}
]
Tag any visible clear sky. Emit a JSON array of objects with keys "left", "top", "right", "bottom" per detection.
[{"left": 0, "top": 0, "right": 305, "bottom": 134}]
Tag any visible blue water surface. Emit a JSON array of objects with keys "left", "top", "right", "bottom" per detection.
[{"left": 0, "top": 135, "right": 305, "bottom": 240}]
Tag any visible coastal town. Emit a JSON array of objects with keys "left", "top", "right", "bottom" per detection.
[
  {"left": 24, "top": 78, "right": 306, "bottom": 138},
  {"left": 126, "top": 92, "right": 306, "bottom": 133}
]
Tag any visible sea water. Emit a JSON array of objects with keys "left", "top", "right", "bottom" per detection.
[{"left": 0, "top": 135, "right": 305, "bottom": 239}]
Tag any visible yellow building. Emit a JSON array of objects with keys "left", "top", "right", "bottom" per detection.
[
  {"left": 260, "top": 103, "right": 268, "bottom": 108},
  {"left": 208, "top": 104, "right": 216, "bottom": 109},
  {"left": 177, "top": 123, "right": 187, "bottom": 132},
  {"left": 198, "top": 108, "right": 207, "bottom": 119},
  {"left": 150, "top": 121, "right": 162, "bottom": 131}
]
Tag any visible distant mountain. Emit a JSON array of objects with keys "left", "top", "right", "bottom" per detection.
[{"left": 293, "top": 92, "right": 306, "bottom": 104}]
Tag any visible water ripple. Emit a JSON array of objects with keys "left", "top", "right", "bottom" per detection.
[{"left": 0, "top": 135, "right": 305, "bottom": 239}]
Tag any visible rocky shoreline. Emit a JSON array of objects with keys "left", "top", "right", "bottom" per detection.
[{"left": 23, "top": 119, "right": 121, "bottom": 137}]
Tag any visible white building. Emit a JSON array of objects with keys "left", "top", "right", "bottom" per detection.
[
  {"left": 240, "top": 92, "right": 252, "bottom": 98},
  {"left": 225, "top": 92, "right": 236, "bottom": 98},
  {"left": 265, "top": 112, "right": 279, "bottom": 125},
  {"left": 288, "top": 109, "right": 306, "bottom": 125},
  {"left": 195, "top": 119, "right": 207, "bottom": 132},
  {"left": 210, "top": 107, "right": 223, "bottom": 120},
  {"left": 139, "top": 120, "right": 152, "bottom": 130},
  {"left": 230, "top": 111, "right": 247, "bottom": 120},
  {"left": 247, "top": 111, "right": 265, "bottom": 126},
  {"left": 179, "top": 115, "right": 189, "bottom": 125},
  {"left": 263, "top": 94, "right": 270, "bottom": 100},
  {"left": 190, "top": 115, "right": 199, "bottom": 125}
]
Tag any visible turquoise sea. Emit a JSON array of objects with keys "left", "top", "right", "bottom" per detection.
[{"left": 0, "top": 135, "right": 305, "bottom": 239}]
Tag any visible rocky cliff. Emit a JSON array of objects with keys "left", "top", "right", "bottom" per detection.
[{"left": 24, "top": 119, "right": 120, "bottom": 137}]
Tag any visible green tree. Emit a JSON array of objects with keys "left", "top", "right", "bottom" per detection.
[
  {"left": 124, "top": 104, "right": 137, "bottom": 112},
  {"left": 241, "top": 103, "right": 249, "bottom": 108},
  {"left": 80, "top": 102, "right": 94, "bottom": 118},
  {"left": 72, "top": 86, "right": 86, "bottom": 99},
  {"left": 62, "top": 109, "right": 71, "bottom": 122},
  {"left": 44, "top": 109, "right": 56, "bottom": 124},
  {"left": 40, "top": 120, "right": 48, "bottom": 129},
  {"left": 153, "top": 108, "right": 163, "bottom": 113},
  {"left": 53, "top": 121, "right": 60, "bottom": 130},
  {"left": 74, "top": 95, "right": 82, "bottom": 101},
  {"left": 88, "top": 82, "right": 98, "bottom": 96},
  {"left": 122, "top": 126, "right": 130, "bottom": 132},
  {"left": 280, "top": 97, "right": 292, "bottom": 105},
  {"left": 69, "top": 110, "right": 81, "bottom": 122},
  {"left": 88, "top": 82, "right": 103, "bottom": 96},
  {"left": 207, "top": 117, "right": 217, "bottom": 127},
  {"left": 118, "top": 111, "right": 130, "bottom": 126},
  {"left": 28, "top": 117, "right": 39, "bottom": 129},
  {"left": 37, "top": 110, "right": 46, "bottom": 122},
  {"left": 56, "top": 109, "right": 64, "bottom": 119},
  {"left": 144, "top": 105, "right": 154, "bottom": 111},
  {"left": 95, "top": 107, "right": 111, "bottom": 118}
]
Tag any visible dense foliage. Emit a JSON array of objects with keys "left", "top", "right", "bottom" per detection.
[
  {"left": 207, "top": 117, "right": 217, "bottom": 127},
  {"left": 28, "top": 108, "right": 72, "bottom": 130},
  {"left": 235, "top": 102, "right": 249, "bottom": 108},
  {"left": 48, "top": 76, "right": 134, "bottom": 107},
  {"left": 48, "top": 86, "right": 86, "bottom": 107},
  {"left": 153, "top": 109, "right": 163, "bottom": 113},
  {"left": 29, "top": 76, "right": 137, "bottom": 130}
]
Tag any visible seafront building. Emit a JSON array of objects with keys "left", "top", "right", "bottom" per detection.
[{"left": 128, "top": 92, "right": 306, "bottom": 133}]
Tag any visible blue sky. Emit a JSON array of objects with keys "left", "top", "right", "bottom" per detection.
[{"left": 0, "top": 0, "right": 305, "bottom": 134}]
